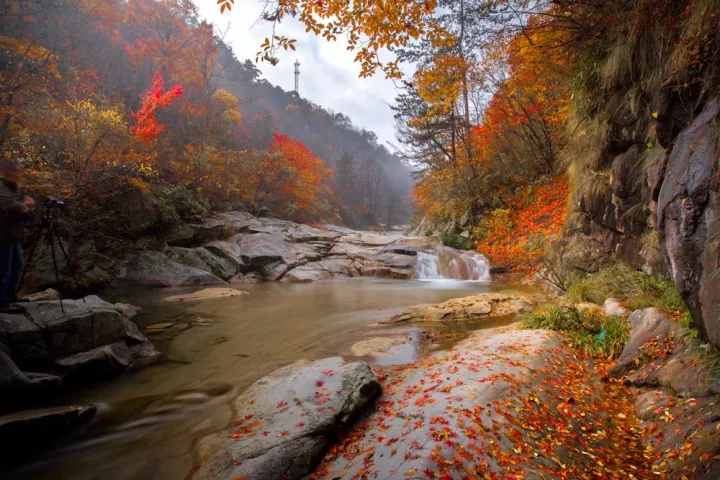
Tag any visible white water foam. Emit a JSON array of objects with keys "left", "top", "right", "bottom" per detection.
[{"left": 414, "top": 246, "right": 490, "bottom": 281}]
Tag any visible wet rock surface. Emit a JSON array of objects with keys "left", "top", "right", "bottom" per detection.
[
  {"left": 0, "top": 296, "right": 160, "bottom": 396},
  {"left": 383, "top": 291, "right": 536, "bottom": 324},
  {"left": 193, "top": 357, "right": 381, "bottom": 480},
  {"left": 608, "top": 308, "right": 720, "bottom": 477}
]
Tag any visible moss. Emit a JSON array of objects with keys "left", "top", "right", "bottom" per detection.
[
  {"left": 440, "top": 231, "right": 474, "bottom": 250},
  {"left": 523, "top": 304, "right": 629, "bottom": 358},
  {"left": 565, "top": 262, "right": 688, "bottom": 313}
]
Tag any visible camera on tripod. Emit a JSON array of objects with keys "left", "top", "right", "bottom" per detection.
[
  {"left": 19, "top": 195, "right": 82, "bottom": 312},
  {"left": 44, "top": 196, "right": 65, "bottom": 209}
]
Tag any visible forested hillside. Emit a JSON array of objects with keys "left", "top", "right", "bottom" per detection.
[{"left": 0, "top": 0, "right": 412, "bottom": 240}]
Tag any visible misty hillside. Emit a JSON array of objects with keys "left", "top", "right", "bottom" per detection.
[{"left": 213, "top": 44, "right": 414, "bottom": 227}]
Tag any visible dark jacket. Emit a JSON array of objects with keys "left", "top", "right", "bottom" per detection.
[{"left": 0, "top": 179, "right": 29, "bottom": 243}]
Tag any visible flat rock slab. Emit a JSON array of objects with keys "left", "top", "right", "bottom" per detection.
[
  {"left": 350, "top": 337, "right": 407, "bottom": 357},
  {"left": 163, "top": 288, "right": 249, "bottom": 302},
  {"left": 313, "top": 328, "right": 651, "bottom": 479},
  {"left": 194, "top": 357, "right": 381, "bottom": 480},
  {"left": 384, "top": 292, "right": 534, "bottom": 324}
]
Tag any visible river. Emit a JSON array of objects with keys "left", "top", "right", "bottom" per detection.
[{"left": 6, "top": 278, "right": 516, "bottom": 480}]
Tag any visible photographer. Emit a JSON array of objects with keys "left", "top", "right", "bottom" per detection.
[{"left": 0, "top": 160, "right": 35, "bottom": 312}]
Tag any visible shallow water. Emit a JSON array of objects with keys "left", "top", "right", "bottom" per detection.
[{"left": 7, "top": 278, "right": 512, "bottom": 480}]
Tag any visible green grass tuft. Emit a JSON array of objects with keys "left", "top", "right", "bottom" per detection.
[
  {"left": 565, "top": 263, "right": 687, "bottom": 313},
  {"left": 523, "top": 304, "right": 629, "bottom": 358}
]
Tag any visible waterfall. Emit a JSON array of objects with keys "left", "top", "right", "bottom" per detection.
[
  {"left": 415, "top": 251, "right": 440, "bottom": 279},
  {"left": 414, "top": 246, "right": 490, "bottom": 281}
]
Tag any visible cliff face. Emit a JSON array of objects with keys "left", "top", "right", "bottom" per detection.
[{"left": 566, "top": 68, "right": 720, "bottom": 349}]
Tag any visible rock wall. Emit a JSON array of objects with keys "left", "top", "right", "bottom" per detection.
[{"left": 566, "top": 88, "right": 720, "bottom": 348}]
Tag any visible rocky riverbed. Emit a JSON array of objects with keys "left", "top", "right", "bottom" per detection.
[
  {"left": 31, "top": 211, "right": 453, "bottom": 291},
  {"left": 190, "top": 298, "right": 719, "bottom": 480}
]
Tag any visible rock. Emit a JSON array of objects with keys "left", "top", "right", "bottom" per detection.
[
  {"left": 563, "top": 233, "right": 614, "bottom": 273},
  {"left": 115, "top": 186, "right": 159, "bottom": 233},
  {"left": 19, "top": 288, "right": 59, "bottom": 302},
  {"left": 385, "top": 292, "right": 534, "bottom": 324},
  {"left": 350, "top": 337, "right": 405, "bottom": 356},
  {"left": 114, "top": 303, "right": 140, "bottom": 320},
  {"left": 237, "top": 233, "right": 305, "bottom": 272},
  {"left": 609, "top": 308, "right": 675, "bottom": 377},
  {"left": 17, "top": 296, "right": 148, "bottom": 359},
  {"left": 282, "top": 267, "right": 334, "bottom": 283},
  {"left": 194, "top": 357, "right": 381, "bottom": 480},
  {"left": 0, "top": 405, "right": 96, "bottom": 461},
  {"left": 55, "top": 342, "right": 132, "bottom": 379},
  {"left": 602, "top": 298, "right": 628, "bottom": 317},
  {"left": 657, "top": 99, "right": 720, "bottom": 350},
  {"left": 635, "top": 392, "right": 719, "bottom": 477},
  {"left": 167, "top": 220, "right": 231, "bottom": 248},
  {"left": 0, "top": 313, "right": 47, "bottom": 366},
  {"left": 0, "top": 349, "right": 61, "bottom": 391},
  {"left": 316, "top": 329, "right": 615, "bottom": 479},
  {"left": 111, "top": 251, "right": 226, "bottom": 288},
  {"left": 163, "top": 288, "right": 249, "bottom": 302},
  {"left": 233, "top": 272, "right": 264, "bottom": 284},
  {"left": 145, "top": 322, "right": 174, "bottom": 331},
  {"left": 127, "top": 340, "right": 163, "bottom": 369},
  {"left": 489, "top": 266, "right": 509, "bottom": 274}
]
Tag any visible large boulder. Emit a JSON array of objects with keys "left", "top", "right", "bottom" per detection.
[
  {"left": 282, "top": 258, "right": 357, "bottom": 283},
  {"left": 166, "top": 246, "right": 243, "bottom": 281},
  {"left": 0, "top": 296, "right": 161, "bottom": 390},
  {"left": 657, "top": 99, "right": 720, "bottom": 350},
  {"left": 17, "top": 296, "right": 147, "bottom": 359},
  {"left": 0, "top": 313, "right": 47, "bottom": 365},
  {"left": 194, "top": 357, "right": 381, "bottom": 480},
  {"left": 114, "top": 187, "right": 159, "bottom": 233},
  {"left": 111, "top": 251, "right": 226, "bottom": 288}
]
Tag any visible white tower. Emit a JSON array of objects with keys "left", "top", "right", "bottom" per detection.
[{"left": 294, "top": 60, "right": 300, "bottom": 94}]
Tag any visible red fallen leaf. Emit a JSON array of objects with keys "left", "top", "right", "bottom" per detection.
[
  {"left": 234, "top": 460, "right": 243, "bottom": 466},
  {"left": 277, "top": 430, "right": 289, "bottom": 437},
  {"left": 277, "top": 401, "right": 288, "bottom": 408},
  {"left": 316, "top": 380, "right": 325, "bottom": 388},
  {"left": 322, "top": 369, "right": 335, "bottom": 376},
  {"left": 297, "top": 422, "right": 305, "bottom": 428},
  {"left": 262, "top": 431, "right": 270, "bottom": 436},
  {"left": 423, "top": 467, "right": 435, "bottom": 478}
]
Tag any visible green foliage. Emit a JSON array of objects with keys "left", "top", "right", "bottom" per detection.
[
  {"left": 523, "top": 304, "right": 630, "bottom": 358},
  {"left": 440, "top": 231, "right": 474, "bottom": 250},
  {"left": 157, "top": 185, "right": 210, "bottom": 228},
  {"left": 565, "top": 263, "right": 688, "bottom": 313}
]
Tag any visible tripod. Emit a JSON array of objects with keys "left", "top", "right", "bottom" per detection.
[{"left": 18, "top": 198, "right": 84, "bottom": 313}]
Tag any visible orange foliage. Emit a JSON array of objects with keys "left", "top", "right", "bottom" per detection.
[{"left": 475, "top": 176, "right": 569, "bottom": 271}]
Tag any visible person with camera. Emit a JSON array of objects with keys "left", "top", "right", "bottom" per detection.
[{"left": 0, "top": 160, "right": 35, "bottom": 313}]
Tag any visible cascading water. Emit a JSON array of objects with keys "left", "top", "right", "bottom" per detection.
[
  {"left": 414, "top": 246, "right": 491, "bottom": 281},
  {"left": 415, "top": 251, "right": 441, "bottom": 279}
]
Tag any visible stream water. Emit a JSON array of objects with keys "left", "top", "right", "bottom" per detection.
[{"left": 6, "top": 278, "right": 517, "bottom": 480}]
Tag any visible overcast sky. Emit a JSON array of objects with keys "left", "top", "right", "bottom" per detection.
[{"left": 194, "top": 1, "right": 400, "bottom": 147}]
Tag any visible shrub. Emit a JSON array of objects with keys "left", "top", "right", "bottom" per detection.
[
  {"left": 440, "top": 231, "right": 474, "bottom": 250},
  {"left": 565, "top": 263, "right": 687, "bottom": 313},
  {"left": 523, "top": 304, "right": 630, "bottom": 358},
  {"left": 157, "top": 184, "right": 210, "bottom": 228}
]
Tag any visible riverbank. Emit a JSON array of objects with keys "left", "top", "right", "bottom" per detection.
[
  {"left": 27, "top": 210, "right": 491, "bottom": 294},
  {"left": 191, "top": 291, "right": 719, "bottom": 479}
]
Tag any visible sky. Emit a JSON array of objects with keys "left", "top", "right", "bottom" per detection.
[{"left": 193, "top": 0, "right": 401, "bottom": 147}]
